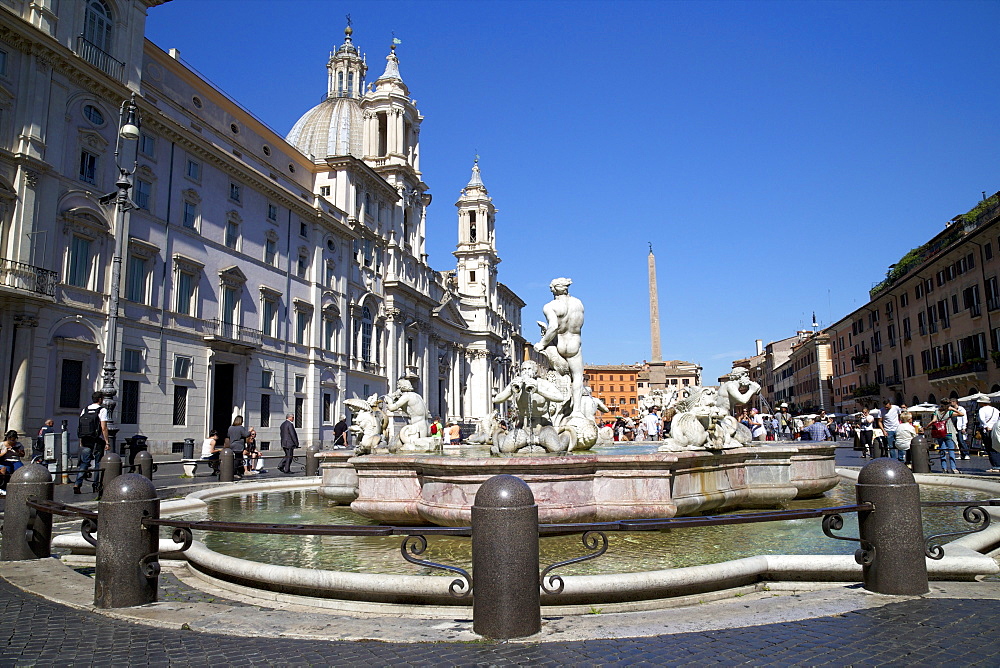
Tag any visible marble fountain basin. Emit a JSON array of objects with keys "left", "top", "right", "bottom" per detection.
[{"left": 319, "top": 442, "right": 840, "bottom": 526}]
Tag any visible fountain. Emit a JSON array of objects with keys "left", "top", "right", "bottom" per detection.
[{"left": 319, "top": 277, "right": 839, "bottom": 525}]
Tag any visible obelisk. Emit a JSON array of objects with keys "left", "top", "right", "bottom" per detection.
[{"left": 647, "top": 244, "right": 666, "bottom": 390}]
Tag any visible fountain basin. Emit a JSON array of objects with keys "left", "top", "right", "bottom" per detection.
[{"left": 342, "top": 443, "right": 839, "bottom": 525}]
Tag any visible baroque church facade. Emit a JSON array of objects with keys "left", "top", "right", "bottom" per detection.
[{"left": 0, "top": 1, "right": 524, "bottom": 452}]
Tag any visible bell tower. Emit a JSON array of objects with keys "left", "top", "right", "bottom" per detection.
[
  {"left": 327, "top": 25, "right": 366, "bottom": 100},
  {"left": 454, "top": 158, "right": 498, "bottom": 305}
]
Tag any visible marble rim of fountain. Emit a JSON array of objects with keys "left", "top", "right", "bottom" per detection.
[
  {"left": 54, "top": 469, "right": 991, "bottom": 611},
  {"left": 346, "top": 443, "right": 841, "bottom": 526}
]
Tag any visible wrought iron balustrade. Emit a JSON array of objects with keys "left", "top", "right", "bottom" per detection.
[
  {"left": 206, "top": 319, "right": 262, "bottom": 347},
  {"left": 927, "top": 360, "right": 987, "bottom": 381},
  {"left": 851, "top": 353, "right": 870, "bottom": 366},
  {"left": 0, "top": 258, "right": 58, "bottom": 296},
  {"left": 75, "top": 36, "right": 125, "bottom": 81}
]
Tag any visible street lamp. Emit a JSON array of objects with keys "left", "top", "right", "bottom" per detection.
[{"left": 99, "top": 93, "right": 141, "bottom": 454}]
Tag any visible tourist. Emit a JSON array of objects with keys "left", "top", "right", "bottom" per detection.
[
  {"left": 858, "top": 407, "right": 875, "bottom": 458},
  {"left": 777, "top": 403, "right": 793, "bottom": 437},
  {"left": 334, "top": 415, "right": 349, "bottom": 449},
  {"left": 894, "top": 412, "right": 916, "bottom": 463},
  {"left": 803, "top": 418, "right": 832, "bottom": 441},
  {"left": 932, "top": 400, "right": 959, "bottom": 474},
  {"left": 446, "top": 422, "right": 462, "bottom": 445},
  {"left": 951, "top": 399, "right": 969, "bottom": 460},
  {"left": 201, "top": 430, "right": 221, "bottom": 461},
  {"left": 225, "top": 416, "right": 250, "bottom": 479},
  {"left": 0, "top": 430, "right": 24, "bottom": 496},
  {"left": 279, "top": 413, "right": 298, "bottom": 474},
  {"left": 431, "top": 416, "right": 444, "bottom": 444},
  {"left": 749, "top": 408, "right": 766, "bottom": 441},
  {"left": 641, "top": 409, "right": 660, "bottom": 441},
  {"left": 976, "top": 396, "right": 1000, "bottom": 472},
  {"left": 74, "top": 391, "right": 109, "bottom": 494},
  {"left": 244, "top": 427, "right": 262, "bottom": 475}
]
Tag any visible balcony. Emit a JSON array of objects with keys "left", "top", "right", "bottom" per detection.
[
  {"left": 851, "top": 353, "right": 870, "bottom": 366},
  {"left": 203, "top": 319, "right": 261, "bottom": 351},
  {"left": 0, "top": 259, "right": 58, "bottom": 297},
  {"left": 883, "top": 374, "right": 902, "bottom": 388},
  {"left": 927, "top": 359, "right": 987, "bottom": 383},
  {"left": 76, "top": 35, "right": 125, "bottom": 82},
  {"left": 853, "top": 383, "right": 880, "bottom": 398}
]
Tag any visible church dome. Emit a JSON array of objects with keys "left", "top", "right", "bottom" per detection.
[{"left": 286, "top": 95, "right": 364, "bottom": 160}]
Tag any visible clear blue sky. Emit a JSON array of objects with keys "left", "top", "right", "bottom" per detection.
[{"left": 146, "top": 0, "right": 1000, "bottom": 382}]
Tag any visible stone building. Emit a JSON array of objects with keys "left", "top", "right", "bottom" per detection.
[
  {"left": 584, "top": 364, "right": 639, "bottom": 417},
  {"left": 0, "top": 4, "right": 524, "bottom": 452},
  {"left": 829, "top": 191, "right": 1000, "bottom": 411}
]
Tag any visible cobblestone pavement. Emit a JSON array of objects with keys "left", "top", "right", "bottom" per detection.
[{"left": 1, "top": 579, "right": 999, "bottom": 666}]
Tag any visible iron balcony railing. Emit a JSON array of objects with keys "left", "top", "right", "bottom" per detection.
[
  {"left": 76, "top": 35, "right": 125, "bottom": 82},
  {"left": 851, "top": 353, "right": 870, "bottom": 366},
  {"left": 927, "top": 360, "right": 987, "bottom": 381},
  {"left": 207, "top": 319, "right": 262, "bottom": 347},
  {"left": 0, "top": 259, "right": 58, "bottom": 297}
]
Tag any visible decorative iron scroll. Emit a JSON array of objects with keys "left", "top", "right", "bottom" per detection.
[
  {"left": 139, "top": 552, "right": 160, "bottom": 578},
  {"left": 81, "top": 518, "right": 98, "bottom": 547},
  {"left": 170, "top": 526, "right": 194, "bottom": 552},
  {"left": 924, "top": 504, "right": 991, "bottom": 560},
  {"left": 400, "top": 535, "right": 472, "bottom": 597},
  {"left": 822, "top": 513, "right": 874, "bottom": 566},
  {"left": 539, "top": 530, "right": 609, "bottom": 595}
]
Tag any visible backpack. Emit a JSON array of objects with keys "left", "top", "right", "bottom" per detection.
[
  {"left": 78, "top": 406, "right": 101, "bottom": 439},
  {"left": 430, "top": 422, "right": 438, "bottom": 435},
  {"left": 929, "top": 419, "right": 948, "bottom": 439}
]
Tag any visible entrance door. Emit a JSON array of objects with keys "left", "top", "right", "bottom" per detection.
[{"left": 213, "top": 363, "right": 235, "bottom": 437}]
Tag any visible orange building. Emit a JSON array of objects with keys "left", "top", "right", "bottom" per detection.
[{"left": 584, "top": 364, "right": 640, "bottom": 417}]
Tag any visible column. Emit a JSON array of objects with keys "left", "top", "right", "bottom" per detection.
[{"left": 8, "top": 314, "right": 38, "bottom": 434}]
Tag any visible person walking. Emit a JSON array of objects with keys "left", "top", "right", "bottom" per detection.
[
  {"left": 74, "top": 392, "right": 108, "bottom": 494},
  {"left": 977, "top": 395, "right": 1000, "bottom": 472},
  {"left": 932, "top": 400, "right": 959, "bottom": 474},
  {"left": 279, "top": 413, "right": 298, "bottom": 474},
  {"left": 858, "top": 406, "right": 875, "bottom": 458},
  {"left": 777, "top": 404, "right": 793, "bottom": 438},
  {"left": 951, "top": 398, "right": 969, "bottom": 459},
  {"left": 882, "top": 399, "right": 901, "bottom": 459},
  {"left": 225, "top": 416, "right": 250, "bottom": 479},
  {"left": 642, "top": 409, "right": 660, "bottom": 441}
]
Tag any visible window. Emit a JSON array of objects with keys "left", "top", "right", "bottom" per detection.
[
  {"left": 120, "top": 379, "right": 139, "bottom": 424},
  {"left": 925, "top": 278, "right": 933, "bottom": 295},
  {"left": 186, "top": 159, "right": 201, "bottom": 181},
  {"left": 135, "top": 178, "right": 151, "bottom": 210},
  {"left": 361, "top": 306, "right": 372, "bottom": 361},
  {"left": 221, "top": 286, "right": 239, "bottom": 326},
  {"left": 900, "top": 293, "right": 908, "bottom": 307},
  {"left": 79, "top": 150, "right": 98, "bottom": 184},
  {"left": 225, "top": 219, "right": 240, "bottom": 250},
  {"left": 172, "top": 385, "right": 187, "bottom": 425},
  {"left": 59, "top": 359, "right": 83, "bottom": 409},
  {"left": 916, "top": 284, "right": 923, "bottom": 299},
  {"left": 182, "top": 201, "right": 198, "bottom": 229},
  {"left": 176, "top": 270, "right": 196, "bottom": 315},
  {"left": 84, "top": 0, "right": 113, "bottom": 52},
  {"left": 320, "top": 186, "right": 331, "bottom": 197},
  {"left": 469, "top": 270, "right": 476, "bottom": 283},
  {"left": 295, "top": 375, "right": 305, "bottom": 393},
  {"left": 173, "top": 355, "right": 191, "bottom": 378},
  {"left": 83, "top": 104, "right": 104, "bottom": 125},
  {"left": 987, "top": 243, "right": 993, "bottom": 260},
  {"left": 295, "top": 310, "right": 310, "bottom": 345},
  {"left": 987, "top": 277, "right": 1000, "bottom": 310},
  {"left": 67, "top": 235, "right": 92, "bottom": 288},
  {"left": 297, "top": 253, "right": 308, "bottom": 279},
  {"left": 902, "top": 317, "right": 911, "bottom": 340},
  {"left": 229, "top": 182, "right": 241, "bottom": 203},
  {"left": 300, "top": 222, "right": 308, "bottom": 237},
  {"left": 261, "top": 297, "right": 277, "bottom": 337},
  {"left": 122, "top": 348, "right": 142, "bottom": 373},
  {"left": 295, "top": 397, "right": 304, "bottom": 428},
  {"left": 324, "top": 317, "right": 336, "bottom": 351},
  {"left": 267, "top": 203, "right": 278, "bottom": 221},
  {"left": 139, "top": 132, "right": 155, "bottom": 157},
  {"left": 260, "top": 394, "right": 271, "bottom": 427},
  {"left": 323, "top": 393, "right": 332, "bottom": 423},
  {"left": 265, "top": 238, "right": 277, "bottom": 266},
  {"left": 125, "top": 255, "right": 149, "bottom": 304}
]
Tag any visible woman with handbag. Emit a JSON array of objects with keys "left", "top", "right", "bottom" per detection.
[{"left": 931, "top": 400, "right": 959, "bottom": 474}]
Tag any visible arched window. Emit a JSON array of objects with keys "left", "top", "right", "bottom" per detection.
[
  {"left": 347, "top": 72, "right": 354, "bottom": 97},
  {"left": 337, "top": 71, "right": 344, "bottom": 96},
  {"left": 361, "top": 306, "right": 372, "bottom": 362},
  {"left": 927, "top": 394, "right": 936, "bottom": 405},
  {"left": 85, "top": 0, "right": 114, "bottom": 52}
]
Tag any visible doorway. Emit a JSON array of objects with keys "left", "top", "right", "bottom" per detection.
[{"left": 213, "top": 363, "right": 235, "bottom": 437}]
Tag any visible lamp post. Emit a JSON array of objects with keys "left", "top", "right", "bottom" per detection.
[{"left": 100, "top": 94, "right": 141, "bottom": 455}]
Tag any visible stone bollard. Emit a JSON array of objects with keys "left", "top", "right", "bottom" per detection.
[
  {"left": 1, "top": 464, "right": 54, "bottom": 561},
  {"left": 94, "top": 474, "right": 160, "bottom": 608},
  {"left": 219, "top": 447, "right": 235, "bottom": 482},
  {"left": 100, "top": 451, "right": 123, "bottom": 494},
  {"left": 471, "top": 474, "right": 541, "bottom": 639},
  {"left": 910, "top": 435, "right": 930, "bottom": 474},
  {"left": 134, "top": 450, "right": 153, "bottom": 480},
  {"left": 305, "top": 445, "right": 321, "bottom": 476},
  {"left": 855, "top": 458, "right": 928, "bottom": 595}
]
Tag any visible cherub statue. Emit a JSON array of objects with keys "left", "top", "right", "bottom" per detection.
[{"left": 346, "top": 396, "right": 384, "bottom": 455}]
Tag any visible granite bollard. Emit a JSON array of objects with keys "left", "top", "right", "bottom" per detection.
[
  {"left": 0, "top": 464, "right": 53, "bottom": 561},
  {"left": 855, "top": 458, "right": 928, "bottom": 595},
  {"left": 471, "top": 474, "right": 541, "bottom": 639},
  {"left": 306, "top": 445, "right": 321, "bottom": 476},
  {"left": 134, "top": 450, "right": 153, "bottom": 480},
  {"left": 94, "top": 473, "right": 160, "bottom": 608},
  {"left": 219, "top": 447, "right": 235, "bottom": 482}
]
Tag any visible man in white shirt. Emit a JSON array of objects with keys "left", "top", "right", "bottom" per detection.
[
  {"left": 977, "top": 395, "right": 1000, "bottom": 472},
  {"left": 642, "top": 410, "right": 661, "bottom": 441},
  {"left": 950, "top": 398, "right": 969, "bottom": 459},
  {"left": 882, "top": 399, "right": 902, "bottom": 460}
]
